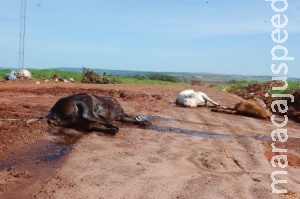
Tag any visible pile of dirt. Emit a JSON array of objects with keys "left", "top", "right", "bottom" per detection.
[
  {"left": 229, "top": 80, "right": 283, "bottom": 105},
  {"left": 81, "top": 68, "right": 119, "bottom": 84},
  {"left": 229, "top": 80, "right": 300, "bottom": 123},
  {"left": 229, "top": 80, "right": 285, "bottom": 109},
  {"left": 287, "top": 89, "right": 300, "bottom": 122}
]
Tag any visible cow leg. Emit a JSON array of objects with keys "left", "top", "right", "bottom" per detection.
[
  {"left": 119, "top": 114, "right": 152, "bottom": 126},
  {"left": 88, "top": 123, "right": 119, "bottom": 135},
  {"left": 211, "top": 107, "right": 237, "bottom": 114},
  {"left": 200, "top": 92, "right": 219, "bottom": 106}
]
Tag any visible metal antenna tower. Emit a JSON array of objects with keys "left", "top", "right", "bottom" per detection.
[{"left": 18, "top": 0, "right": 26, "bottom": 69}]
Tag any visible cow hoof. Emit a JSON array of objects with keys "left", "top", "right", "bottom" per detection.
[
  {"left": 111, "top": 124, "right": 119, "bottom": 131},
  {"left": 106, "top": 129, "right": 118, "bottom": 136},
  {"left": 141, "top": 120, "right": 152, "bottom": 126}
]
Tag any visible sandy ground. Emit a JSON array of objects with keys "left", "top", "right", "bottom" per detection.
[{"left": 0, "top": 80, "right": 299, "bottom": 199}]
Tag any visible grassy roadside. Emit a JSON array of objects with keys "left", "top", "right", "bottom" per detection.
[
  {"left": 212, "top": 80, "right": 300, "bottom": 94},
  {"left": 0, "top": 69, "right": 187, "bottom": 85},
  {"left": 1, "top": 69, "right": 298, "bottom": 89},
  {"left": 117, "top": 76, "right": 185, "bottom": 85},
  {"left": 212, "top": 80, "right": 258, "bottom": 91},
  {"left": 0, "top": 69, "right": 82, "bottom": 81}
]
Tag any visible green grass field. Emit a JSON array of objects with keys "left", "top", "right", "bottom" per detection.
[
  {"left": 0, "top": 69, "right": 83, "bottom": 81},
  {"left": 268, "top": 81, "right": 300, "bottom": 94},
  {"left": 1, "top": 69, "right": 299, "bottom": 92},
  {"left": 212, "top": 80, "right": 259, "bottom": 91},
  {"left": 117, "top": 76, "right": 185, "bottom": 85},
  {"left": 0, "top": 69, "right": 186, "bottom": 85}
]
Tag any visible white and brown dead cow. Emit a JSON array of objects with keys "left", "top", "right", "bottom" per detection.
[{"left": 175, "top": 90, "right": 219, "bottom": 107}]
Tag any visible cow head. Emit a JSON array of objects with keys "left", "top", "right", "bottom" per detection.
[{"left": 46, "top": 111, "right": 78, "bottom": 127}]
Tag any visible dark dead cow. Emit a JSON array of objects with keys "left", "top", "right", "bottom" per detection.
[{"left": 47, "top": 93, "right": 151, "bottom": 135}]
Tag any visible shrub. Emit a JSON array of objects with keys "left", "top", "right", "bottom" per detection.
[
  {"left": 147, "top": 73, "right": 181, "bottom": 83},
  {"left": 81, "top": 67, "right": 120, "bottom": 84}
]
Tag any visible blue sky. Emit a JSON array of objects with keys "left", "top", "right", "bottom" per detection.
[{"left": 0, "top": 0, "right": 299, "bottom": 77}]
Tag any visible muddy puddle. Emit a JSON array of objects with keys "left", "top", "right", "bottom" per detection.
[
  {"left": 150, "top": 115, "right": 221, "bottom": 127},
  {"left": 123, "top": 115, "right": 300, "bottom": 141},
  {"left": 0, "top": 135, "right": 75, "bottom": 199},
  {"left": 0, "top": 139, "right": 73, "bottom": 170}
]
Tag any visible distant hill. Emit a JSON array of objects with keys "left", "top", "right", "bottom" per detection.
[{"left": 54, "top": 67, "right": 300, "bottom": 84}]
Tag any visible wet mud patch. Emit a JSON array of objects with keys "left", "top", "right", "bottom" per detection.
[
  {"left": 119, "top": 115, "right": 286, "bottom": 140},
  {"left": 0, "top": 137, "right": 75, "bottom": 199},
  {"left": 150, "top": 115, "right": 221, "bottom": 127}
]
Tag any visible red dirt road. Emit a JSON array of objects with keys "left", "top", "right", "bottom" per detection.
[{"left": 0, "top": 80, "right": 299, "bottom": 199}]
